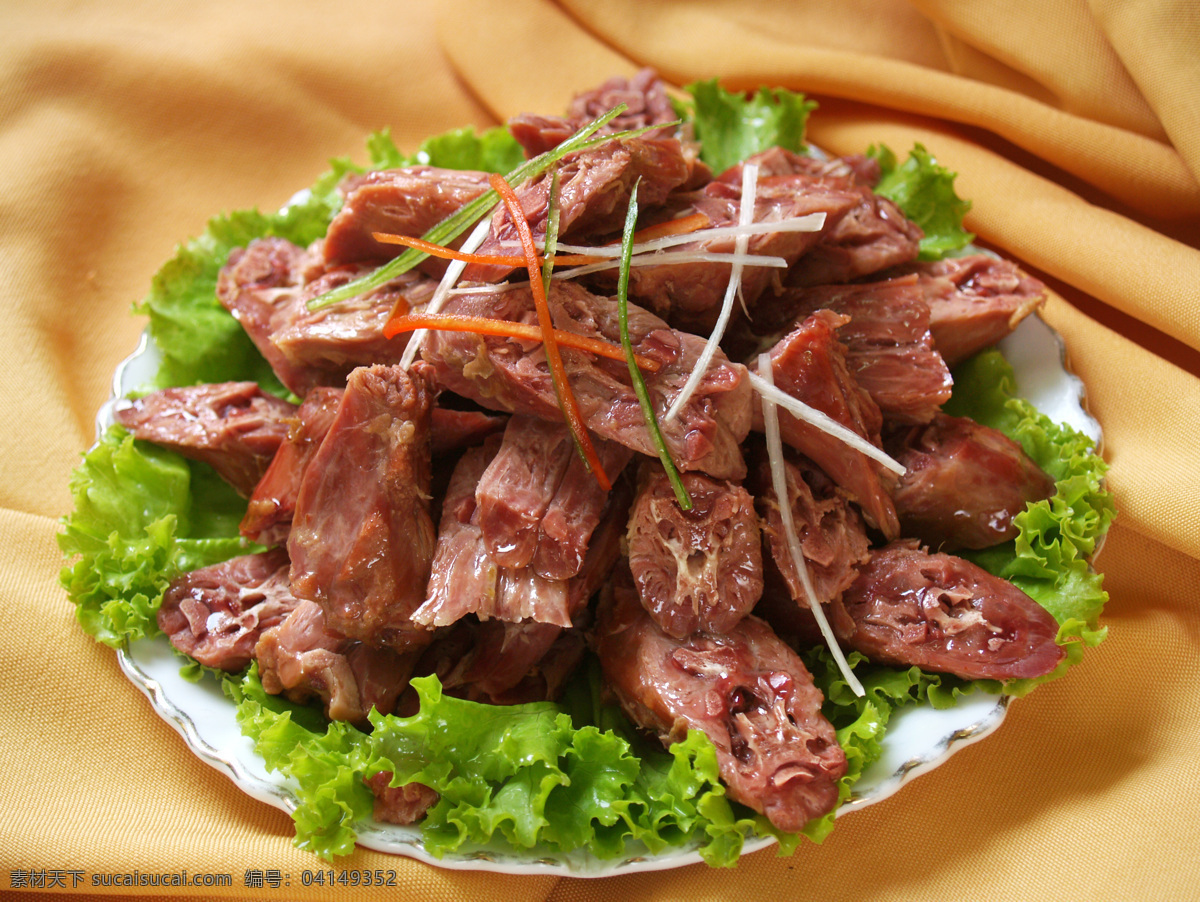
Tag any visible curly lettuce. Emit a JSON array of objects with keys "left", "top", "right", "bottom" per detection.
[
  {"left": 58, "top": 426, "right": 254, "bottom": 646},
  {"left": 675, "top": 78, "right": 817, "bottom": 174},
  {"left": 60, "top": 91, "right": 1115, "bottom": 867},
  {"left": 868, "top": 143, "right": 975, "bottom": 260}
]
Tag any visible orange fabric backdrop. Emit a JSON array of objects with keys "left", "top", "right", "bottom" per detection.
[{"left": 3, "top": 1, "right": 1197, "bottom": 899}]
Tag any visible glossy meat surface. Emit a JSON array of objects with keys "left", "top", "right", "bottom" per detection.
[
  {"left": 157, "top": 549, "right": 297, "bottom": 672},
  {"left": 759, "top": 274, "right": 954, "bottom": 424},
  {"left": 114, "top": 381, "right": 295, "bottom": 497},
  {"left": 596, "top": 573, "right": 846, "bottom": 833},
  {"left": 626, "top": 461, "right": 763, "bottom": 638},
  {"left": 902, "top": 254, "right": 1046, "bottom": 367},
  {"left": 838, "top": 540, "right": 1065, "bottom": 680},
  {"left": 420, "top": 280, "right": 752, "bottom": 479},
  {"left": 476, "top": 414, "right": 631, "bottom": 578},
  {"left": 888, "top": 413, "right": 1056, "bottom": 550},
  {"left": 756, "top": 310, "right": 900, "bottom": 537},
  {"left": 287, "top": 363, "right": 437, "bottom": 652},
  {"left": 216, "top": 236, "right": 429, "bottom": 396},
  {"left": 255, "top": 598, "right": 418, "bottom": 725}
]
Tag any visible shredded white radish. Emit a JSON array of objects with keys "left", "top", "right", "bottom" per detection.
[
  {"left": 757, "top": 353, "right": 865, "bottom": 697},
  {"left": 663, "top": 162, "right": 760, "bottom": 423},
  {"left": 500, "top": 212, "right": 826, "bottom": 259},
  {"left": 747, "top": 372, "right": 906, "bottom": 476},
  {"left": 555, "top": 248, "right": 787, "bottom": 281},
  {"left": 399, "top": 217, "right": 493, "bottom": 370}
]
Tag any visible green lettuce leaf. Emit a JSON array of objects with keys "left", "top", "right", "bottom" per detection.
[
  {"left": 868, "top": 143, "right": 974, "bottom": 260},
  {"left": 676, "top": 79, "right": 817, "bottom": 174},
  {"left": 58, "top": 426, "right": 254, "bottom": 646},
  {"left": 944, "top": 349, "right": 1115, "bottom": 694},
  {"left": 136, "top": 166, "right": 353, "bottom": 395},
  {"left": 367, "top": 125, "right": 526, "bottom": 173}
]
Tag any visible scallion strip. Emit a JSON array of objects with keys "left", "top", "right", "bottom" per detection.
[
  {"left": 308, "top": 108, "right": 676, "bottom": 311},
  {"left": 618, "top": 180, "right": 692, "bottom": 510}
]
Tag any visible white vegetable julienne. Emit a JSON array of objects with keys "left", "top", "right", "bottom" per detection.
[
  {"left": 664, "top": 162, "right": 760, "bottom": 423},
  {"left": 500, "top": 212, "right": 825, "bottom": 260},
  {"left": 757, "top": 353, "right": 865, "bottom": 698},
  {"left": 399, "top": 218, "right": 494, "bottom": 370},
  {"left": 555, "top": 248, "right": 787, "bottom": 281},
  {"left": 747, "top": 373, "right": 907, "bottom": 476}
]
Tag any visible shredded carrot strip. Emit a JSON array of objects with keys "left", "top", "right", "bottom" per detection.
[
  {"left": 488, "top": 173, "right": 611, "bottom": 491},
  {"left": 624, "top": 211, "right": 711, "bottom": 244},
  {"left": 371, "top": 231, "right": 601, "bottom": 268},
  {"left": 383, "top": 312, "right": 662, "bottom": 372}
]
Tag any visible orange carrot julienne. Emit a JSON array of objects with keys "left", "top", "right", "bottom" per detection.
[
  {"left": 488, "top": 172, "right": 611, "bottom": 491},
  {"left": 384, "top": 312, "right": 662, "bottom": 372},
  {"left": 371, "top": 231, "right": 601, "bottom": 268},
  {"left": 624, "top": 211, "right": 711, "bottom": 244}
]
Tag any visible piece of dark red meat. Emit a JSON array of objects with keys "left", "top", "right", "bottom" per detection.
[
  {"left": 754, "top": 310, "right": 900, "bottom": 537},
  {"left": 716, "top": 146, "right": 881, "bottom": 189},
  {"left": 837, "top": 540, "right": 1065, "bottom": 681},
  {"left": 429, "top": 407, "right": 509, "bottom": 455},
  {"left": 216, "top": 236, "right": 431, "bottom": 396},
  {"left": 240, "top": 388, "right": 507, "bottom": 548},
  {"left": 508, "top": 68, "right": 680, "bottom": 159},
  {"left": 415, "top": 440, "right": 573, "bottom": 628},
  {"left": 475, "top": 414, "right": 633, "bottom": 578},
  {"left": 255, "top": 599, "right": 419, "bottom": 725},
  {"left": 626, "top": 460, "right": 763, "bottom": 639},
  {"left": 463, "top": 134, "right": 691, "bottom": 283},
  {"left": 114, "top": 381, "right": 295, "bottom": 497},
  {"left": 755, "top": 274, "right": 953, "bottom": 424},
  {"left": 893, "top": 254, "right": 1046, "bottom": 367},
  {"left": 785, "top": 191, "right": 923, "bottom": 288},
  {"left": 886, "top": 413, "right": 1056, "bottom": 550},
  {"left": 592, "top": 164, "right": 860, "bottom": 333},
  {"left": 364, "top": 773, "right": 440, "bottom": 825},
  {"left": 595, "top": 568, "right": 847, "bottom": 833},
  {"left": 751, "top": 448, "right": 871, "bottom": 621},
  {"left": 241, "top": 386, "right": 344, "bottom": 547},
  {"left": 157, "top": 549, "right": 297, "bottom": 672},
  {"left": 420, "top": 280, "right": 752, "bottom": 480},
  {"left": 287, "top": 363, "right": 437, "bottom": 653},
  {"left": 321, "top": 166, "right": 492, "bottom": 267}
]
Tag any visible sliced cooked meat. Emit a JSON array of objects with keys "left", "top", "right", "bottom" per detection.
[
  {"left": 751, "top": 274, "right": 953, "bottom": 425},
  {"left": 114, "top": 381, "right": 296, "bottom": 497},
  {"left": 241, "top": 386, "right": 344, "bottom": 546},
  {"left": 886, "top": 413, "right": 1056, "bottom": 550},
  {"left": 626, "top": 461, "right": 763, "bottom": 638},
  {"left": 420, "top": 279, "right": 752, "bottom": 480},
  {"left": 596, "top": 568, "right": 847, "bottom": 833},
  {"left": 896, "top": 254, "right": 1046, "bottom": 367},
  {"left": 414, "top": 440, "right": 573, "bottom": 628},
  {"left": 475, "top": 414, "right": 633, "bottom": 577},
  {"left": 216, "top": 236, "right": 432, "bottom": 396},
  {"left": 785, "top": 190, "right": 923, "bottom": 288},
  {"left": 463, "top": 134, "right": 691, "bottom": 283},
  {"left": 597, "top": 167, "right": 860, "bottom": 333},
  {"left": 287, "top": 363, "right": 438, "bottom": 653},
  {"left": 752, "top": 448, "right": 871, "bottom": 613},
  {"left": 837, "top": 540, "right": 1066, "bottom": 680},
  {"left": 322, "top": 166, "right": 492, "bottom": 267},
  {"left": 509, "top": 68, "right": 680, "bottom": 159},
  {"left": 754, "top": 310, "right": 900, "bottom": 537},
  {"left": 255, "top": 598, "right": 418, "bottom": 725},
  {"left": 157, "top": 549, "right": 297, "bottom": 672}
]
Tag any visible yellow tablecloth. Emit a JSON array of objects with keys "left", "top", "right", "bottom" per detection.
[{"left": 3, "top": 1, "right": 1198, "bottom": 899}]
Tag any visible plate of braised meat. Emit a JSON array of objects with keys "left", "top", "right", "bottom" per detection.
[{"left": 62, "top": 71, "right": 1113, "bottom": 875}]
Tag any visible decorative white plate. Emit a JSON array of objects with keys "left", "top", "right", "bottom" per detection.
[{"left": 106, "top": 309, "right": 1101, "bottom": 877}]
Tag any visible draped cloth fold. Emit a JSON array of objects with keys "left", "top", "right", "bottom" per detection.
[{"left": 3, "top": 1, "right": 1197, "bottom": 900}]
